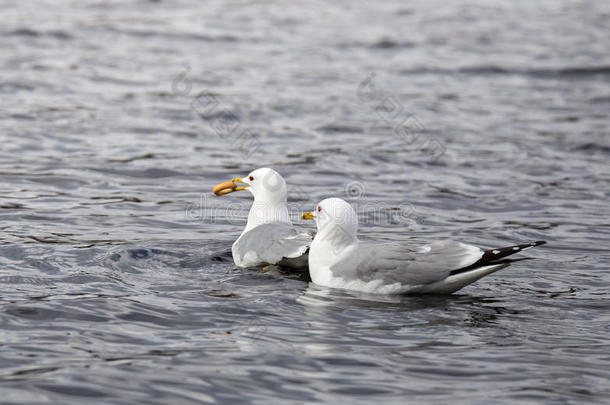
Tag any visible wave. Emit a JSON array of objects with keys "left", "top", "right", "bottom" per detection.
[{"left": 399, "top": 65, "right": 610, "bottom": 78}]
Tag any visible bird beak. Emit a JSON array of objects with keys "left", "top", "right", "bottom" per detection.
[
  {"left": 212, "top": 178, "right": 248, "bottom": 196},
  {"left": 301, "top": 211, "right": 315, "bottom": 220}
]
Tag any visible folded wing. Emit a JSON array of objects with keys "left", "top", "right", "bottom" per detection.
[
  {"left": 232, "top": 223, "right": 313, "bottom": 266},
  {"left": 331, "top": 240, "right": 545, "bottom": 288},
  {"left": 331, "top": 241, "right": 483, "bottom": 286}
]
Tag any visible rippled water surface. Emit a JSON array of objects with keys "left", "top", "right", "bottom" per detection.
[{"left": 1, "top": 0, "right": 609, "bottom": 403}]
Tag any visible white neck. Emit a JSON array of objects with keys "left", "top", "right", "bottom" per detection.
[
  {"left": 309, "top": 224, "right": 357, "bottom": 285},
  {"left": 242, "top": 200, "right": 291, "bottom": 234}
]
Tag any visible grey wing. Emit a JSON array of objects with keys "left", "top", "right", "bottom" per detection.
[
  {"left": 233, "top": 223, "right": 312, "bottom": 265},
  {"left": 332, "top": 241, "right": 484, "bottom": 285}
]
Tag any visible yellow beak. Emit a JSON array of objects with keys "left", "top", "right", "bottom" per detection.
[
  {"left": 301, "top": 211, "right": 315, "bottom": 220},
  {"left": 212, "top": 178, "right": 248, "bottom": 196}
]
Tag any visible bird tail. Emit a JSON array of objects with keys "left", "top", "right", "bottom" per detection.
[
  {"left": 449, "top": 240, "right": 546, "bottom": 276},
  {"left": 417, "top": 263, "right": 510, "bottom": 294},
  {"left": 415, "top": 241, "right": 546, "bottom": 294}
]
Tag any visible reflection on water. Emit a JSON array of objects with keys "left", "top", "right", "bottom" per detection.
[{"left": 1, "top": 0, "right": 609, "bottom": 403}]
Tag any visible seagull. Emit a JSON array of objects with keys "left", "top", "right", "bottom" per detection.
[
  {"left": 212, "top": 168, "right": 312, "bottom": 269},
  {"left": 301, "top": 197, "right": 546, "bottom": 294}
]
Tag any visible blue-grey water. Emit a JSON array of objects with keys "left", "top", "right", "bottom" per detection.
[{"left": 1, "top": 0, "right": 609, "bottom": 403}]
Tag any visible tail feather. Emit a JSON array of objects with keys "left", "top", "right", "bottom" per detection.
[
  {"left": 449, "top": 240, "right": 546, "bottom": 276},
  {"left": 417, "top": 263, "right": 510, "bottom": 294}
]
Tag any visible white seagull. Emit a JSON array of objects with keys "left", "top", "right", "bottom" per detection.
[
  {"left": 301, "top": 197, "right": 546, "bottom": 294},
  {"left": 212, "top": 168, "right": 312, "bottom": 269}
]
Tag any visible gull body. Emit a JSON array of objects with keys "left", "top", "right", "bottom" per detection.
[
  {"left": 302, "top": 198, "right": 545, "bottom": 294},
  {"left": 214, "top": 168, "right": 311, "bottom": 269}
]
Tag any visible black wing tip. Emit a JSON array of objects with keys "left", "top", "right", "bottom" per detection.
[
  {"left": 488, "top": 240, "right": 547, "bottom": 256},
  {"left": 449, "top": 240, "right": 546, "bottom": 276}
]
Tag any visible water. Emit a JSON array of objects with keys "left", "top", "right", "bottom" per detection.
[{"left": 1, "top": 0, "right": 609, "bottom": 403}]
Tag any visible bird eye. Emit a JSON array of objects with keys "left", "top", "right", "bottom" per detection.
[
  {"left": 317, "top": 206, "right": 322, "bottom": 212},
  {"left": 249, "top": 176, "right": 254, "bottom": 181}
]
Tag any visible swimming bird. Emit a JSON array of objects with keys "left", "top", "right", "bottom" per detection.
[
  {"left": 213, "top": 168, "right": 312, "bottom": 269},
  {"left": 301, "top": 197, "right": 546, "bottom": 294}
]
